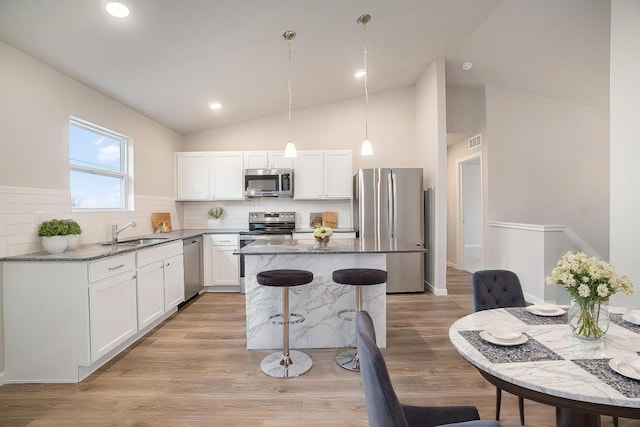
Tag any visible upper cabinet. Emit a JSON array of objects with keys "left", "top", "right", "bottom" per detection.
[
  {"left": 294, "top": 150, "right": 353, "bottom": 199},
  {"left": 176, "top": 152, "right": 244, "bottom": 201},
  {"left": 243, "top": 151, "right": 294, "bottom": 170}
]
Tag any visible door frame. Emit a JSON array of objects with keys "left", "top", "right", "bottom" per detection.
[{"left": 456, "top": 152, "right": 483, "bottom": 272}]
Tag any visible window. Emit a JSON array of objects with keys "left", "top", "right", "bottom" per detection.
[{"left": 69, "top": 117, "right": 132, "bottom": 210}]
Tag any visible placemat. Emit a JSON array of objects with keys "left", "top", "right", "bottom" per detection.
[
  {"left": 610, "top": 313, "right": 640, "bottom": 334},
  {"left": 505, "top": 307, "right": 568, "bottom": 325},
  {"left": 458, "top": 330, "right": 563, "bottom": 364},
  {"left": 572, "top": 358, "right": 640, "bottom": 398}
]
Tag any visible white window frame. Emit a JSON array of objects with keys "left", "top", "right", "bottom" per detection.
[{"left": 69, "top": 116, "right": 134, "bottom": 211}]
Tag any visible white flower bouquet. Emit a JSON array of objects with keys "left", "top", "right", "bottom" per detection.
[
  {"left": 313, "top": 226, "right": 333, "bottom": 244},
  {"left": 546, "top": 251, "right": 633, "bottom": 338}
]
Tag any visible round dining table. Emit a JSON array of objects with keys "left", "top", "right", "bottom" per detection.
[{"left": 449, "top": 306, "right": 640, "bottom": 427}]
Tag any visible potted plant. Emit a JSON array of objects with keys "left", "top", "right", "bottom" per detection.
[
  {"left": 37, "top": 219, "right": 68, "bottom": 254},
  {"left": 63, "top": 219, "right": 82, "bottom": 249},
  {"left": 207, "top": 206, "right": 226, "bottom": 228}
]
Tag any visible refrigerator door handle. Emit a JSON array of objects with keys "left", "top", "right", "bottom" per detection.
[{"left": 389, "top": 170, "right": 396, "bottom": 238}]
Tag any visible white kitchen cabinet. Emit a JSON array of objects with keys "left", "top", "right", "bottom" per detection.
[
  {"left": 176, "top": 152, "right": 210, "bottom": 200},
  {"left": 205, "top": 234, "right": 240, "bottom": 291},
  {"left": 175, "top": 151, "right": 244, "bottom": 200},
  {"left": 136, "top": 261, "right": 165, "bottom": 330},
  {"left": 294, "top": 150, "right": 352, "bottom": 199},
  {"left": 88, "top": 264, "right": 138, "bottom": 362},
  {"left": 164, "top": 254, "right": 185, "bottom": 309},
  {"left": 2, "top": 253, "right": 142, "bottom": 383},
  {"left": 136, "top": 241, "right": 184, "bottom": 329},
  {"left": 209, "top": 151, "right": 244, "bottom": 199},
  {"left": 244, "top": 151, "right": 294, "bottom": 169}
]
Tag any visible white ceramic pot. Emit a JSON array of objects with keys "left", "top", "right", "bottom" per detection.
[
  {"left": 42, "top": 236, "right": 67, "bottom": 254},
  {"left": 66, "top": 234, "right": 80, "bottom": 250}
]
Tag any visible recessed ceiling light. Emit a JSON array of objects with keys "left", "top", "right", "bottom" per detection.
[
  {"left": 354, "top": 70, "right": 366, "bottom": 78},
  {"left": 208, "top": 102, "right": 222, "bottom": 110},
  {"left": 462, "top": 62, "right": 473, "bottom": 71},
  {"left": 106, "top": 2, "right": 130, "bottom": 18}
]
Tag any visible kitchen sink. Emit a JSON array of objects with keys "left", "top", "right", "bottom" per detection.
[{"left": 101, "top": 237, "right": 170, "bottom": 246}]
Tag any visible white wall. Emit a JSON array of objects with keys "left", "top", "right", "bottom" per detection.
[
  {"left": 610, "top": 0, "right": 640, "bottom": 309},
  {"left": 182, "top": 87, "right": 418, "bottom": 173},
  {"left": 416, "top": 59, "right": 447, "bottom": 294},
  {"left": 0, "top": 40, "right": 183, "bottom": 378},
  {"left": 484, "top": 85, "right": 610, "bottom": 258}
]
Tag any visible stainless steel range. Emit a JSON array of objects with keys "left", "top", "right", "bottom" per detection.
[
  {"left": 241, "top": 211, "right": 296, "bottom": 236},
  {"left": 239, "top": 212, "right": 295, "bottom": 288}
]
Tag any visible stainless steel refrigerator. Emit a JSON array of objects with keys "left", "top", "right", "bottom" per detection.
[{"left": 353, "top": 168, "right": 425, "bottom": 293}]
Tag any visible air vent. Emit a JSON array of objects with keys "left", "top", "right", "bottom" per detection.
[{"left": 468, "top": 134, "right": 481, "bottom": 149}]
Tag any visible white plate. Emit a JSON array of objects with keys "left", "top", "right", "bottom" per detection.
[
  {"left": 622, "top": 314, "right": 640, "bottom": 326},
  {"left": 526, "top": 305, "right": 566, "bottom": 317},
  {"left": 609, "top": 357, "right": 640, "bottom": 381},
  {"left": 479, "top": 330, "right": 528, "bottom": 346}
]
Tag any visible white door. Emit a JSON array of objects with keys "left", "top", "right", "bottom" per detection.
[
  {"left": 176, "top": 153, "right": 210, "bottom": 200},
  {"left": 460, "top": 156, "right": 483, "bottom": 273}
]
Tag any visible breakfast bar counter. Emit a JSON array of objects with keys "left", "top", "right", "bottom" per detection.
[{"left": 236, "top": 237, "right": 425, "bottom": 350}]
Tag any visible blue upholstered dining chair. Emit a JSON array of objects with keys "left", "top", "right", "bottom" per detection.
[
  {"left": 471, "top": 270, "right": 526, "bottom": 425},
  {"left": 356, "top": 311, "right": 501, "bottom": 427}
]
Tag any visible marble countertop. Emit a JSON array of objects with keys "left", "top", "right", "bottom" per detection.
[
  {"left": 0, "top": 228, "right": 245, "bottom": 262},
  {"left": 449, "top": 307, "right": 640, "bottom": 409},
  {"left": 235, "top": 237, "right": 426, "bottom": 255}
]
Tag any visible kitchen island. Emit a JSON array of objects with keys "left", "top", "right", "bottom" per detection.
[{"left": 236, "top": 237, "right": 426, "bottom": 350}]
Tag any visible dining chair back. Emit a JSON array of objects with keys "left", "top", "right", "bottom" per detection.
[
  {"left": 471, "top": 269, "right": 526, "bottom": 425},
  {"left": 356, "top": 311, "right": 501, "bottom": 427},
  {"left": 472, "top": 270, "right": 526, "bottom": 312}
]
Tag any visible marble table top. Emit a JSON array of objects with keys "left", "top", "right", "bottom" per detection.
[
  {"left": 449, "top": 307, "right": 640, "bottom": 409},
  {"left": 235, "top": 237, "right": 427, "bottom": 255}
]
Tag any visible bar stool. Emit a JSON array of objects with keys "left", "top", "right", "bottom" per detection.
[
  {"left": 257, "top": 269, "right": 314, "bottom": 378},
  {"left": 333, "top": 268, "right": 387, "bottom": 371}
]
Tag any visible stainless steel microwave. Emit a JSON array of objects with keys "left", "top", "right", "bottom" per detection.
[{"left": 244, "top": 168, "right": 293, "bottom": 198}]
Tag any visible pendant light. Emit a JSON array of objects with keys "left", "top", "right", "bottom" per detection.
[
  {"left": 357, "top": 14, "right": 373, "bottom": 156},
  {"left": 283, "top": 30, "right": 297, "bottom": 158}
]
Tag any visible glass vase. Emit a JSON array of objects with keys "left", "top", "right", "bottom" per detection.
[
  {"left": 568, "top": 297, "right": 610, "bottom": 340},
  {"left": 315, "top": 236, "right": 330, "bottom": 248}
]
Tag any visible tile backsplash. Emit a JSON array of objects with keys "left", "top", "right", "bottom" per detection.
[{"left": 0, "top": 186, "right": 353, "bottom": 257}]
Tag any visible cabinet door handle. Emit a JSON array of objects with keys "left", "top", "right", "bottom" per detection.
[
  {"left": 108, "top": 264, "right": 125, "bottom": 271},
  {"left": 166, "top": 262, "right": 170, "bottom": 267}
]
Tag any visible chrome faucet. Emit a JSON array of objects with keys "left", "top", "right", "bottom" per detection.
[{"left": 112, "top": 220, "right": 137, "bottom": 242}]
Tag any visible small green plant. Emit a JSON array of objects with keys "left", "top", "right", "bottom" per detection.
[
  {"left": 37, "top": 219, "right": 67, "bottom": 237},
  {"left": 63, "top": 219, "right": 82, "bottom": 235},
  {"left": 207, "top": 206, "right": 226, "bottom": 219}
]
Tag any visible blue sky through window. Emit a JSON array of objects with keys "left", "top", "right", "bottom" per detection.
[{"left": 69, "top": 122, "right": 126, "bottom": 209}]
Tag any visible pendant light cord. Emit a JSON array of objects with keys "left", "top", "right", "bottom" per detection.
[
  {"left": 288, "top": 37, "right": 293, "bottom": 144},
  {"left": 362, "top": 20, "right": 369, "bottom": 141}
]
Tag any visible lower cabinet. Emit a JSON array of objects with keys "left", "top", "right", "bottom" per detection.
[
  {"left": 2, "top": 242, "right": 185, "bottom": 383},
  {"left": 136, "top": 261, "right": 165, "bottom": 330},
  {"left": 205, "top": 234, "right": 240, "bottom": 291},
  {"left": 136, "top": 241, "right": 184, "bottom": 329},
  {"left": 89, "top": 272, "right": 138, "bottom": 362}
]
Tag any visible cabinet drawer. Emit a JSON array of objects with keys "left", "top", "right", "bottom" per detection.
[
  {"left": 209, "top": 234, "right": 238, "bottom": 246},
  {"left": 137, "top": 241, "right": 183, "bottom": 267},
  {"left": 88, "top": 253, "right": 135, "bottom": 283}
]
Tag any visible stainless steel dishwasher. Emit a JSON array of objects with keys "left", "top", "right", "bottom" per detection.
[{"left": 182, "top": 236, "right": 203, "bottom": 303}]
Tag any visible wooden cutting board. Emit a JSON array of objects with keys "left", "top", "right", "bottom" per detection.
[
  {"left": 322, "top": 212, "right": 338, "bottom": 228},
  {"left": 151, "top": 212, "right": 173, "bottom": 233}
]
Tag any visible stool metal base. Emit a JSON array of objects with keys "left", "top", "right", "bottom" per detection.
[
  {"left": 260, "top": 350, "right": 312, "bottom": 378},
  {"left": 336, "top": 349, "right": 360, "bottom": 372}
]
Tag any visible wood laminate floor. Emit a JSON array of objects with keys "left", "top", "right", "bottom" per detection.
[{"left": 0, "top": 268, "right": 635, "bottom": 426}]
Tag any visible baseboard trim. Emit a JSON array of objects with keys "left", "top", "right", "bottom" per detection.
[
  {"left": 425, "top": 281, "right": 448, "bottom": 296},
  {"left": 0, "top": 370, "right": 6, "bottom": 387}
]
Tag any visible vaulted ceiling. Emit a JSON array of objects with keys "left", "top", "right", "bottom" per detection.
[{"left": 0, "top": 0, "right": 610, "bottom": 136}]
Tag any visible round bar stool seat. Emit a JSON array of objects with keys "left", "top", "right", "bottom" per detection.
[
  {"left": 333, "top": 268, "right": 387, "bottom": 371},
  {"left": 257, "top": 269, "right": 313, "bottom": 378}
]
